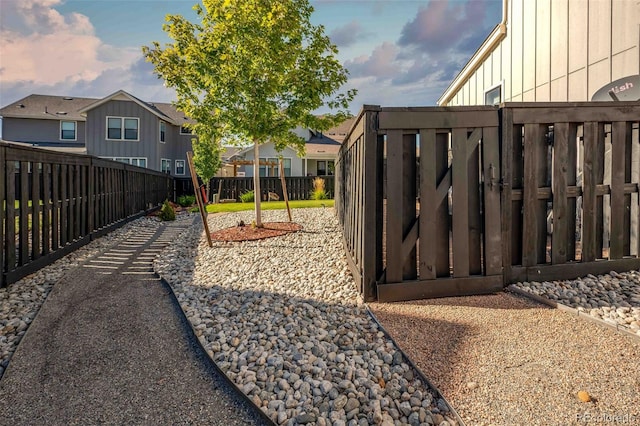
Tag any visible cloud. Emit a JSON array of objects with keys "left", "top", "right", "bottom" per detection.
[
  {"left": 343, "top": 42, "right": 399, "bottom": 81},
  {"left": 329, "top": 21, "right": 366, "bottom": 47},
  {"left": 0, "top": 0, "right": 147, "bottom": 104},
  {"left": 398, "top": 0, "right": 492, "bottom": 57}
]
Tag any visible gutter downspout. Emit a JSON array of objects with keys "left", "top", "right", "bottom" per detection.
[{"left": 437, "top": 0, "right": 509, "bottom": 106}]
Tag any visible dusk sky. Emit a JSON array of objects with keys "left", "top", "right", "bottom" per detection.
[{"left": 0, "top": 0, "right": 502, "bottom": 113}]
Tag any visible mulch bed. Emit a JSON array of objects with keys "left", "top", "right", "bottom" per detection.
[{"left": 211, "top": 222, "right": 302, "bottom": 242}]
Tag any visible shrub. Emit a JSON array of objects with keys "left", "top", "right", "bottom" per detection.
[
  {"left": 177, "top": 194, "right": 196, "bottom": 207},
  {"left": 310, "top": 177, "right": 328, "bottom": 200},
  {"left": 159, "top": 199, "right": 176, "bottom": 221},
  {"left": 239, "top": 190, "right": 254, "bottom": 203}
]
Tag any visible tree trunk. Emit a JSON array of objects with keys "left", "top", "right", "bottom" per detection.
[
  {"left": 205, "top": 181, "right": 210, "bottom": 203},
  {"left": 253, "top": 141, "right": 263, "bottom": 227}
]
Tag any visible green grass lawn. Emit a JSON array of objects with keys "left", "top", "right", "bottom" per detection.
[{"left": 203, "top": 199, "right": 334, "bottom": 213}]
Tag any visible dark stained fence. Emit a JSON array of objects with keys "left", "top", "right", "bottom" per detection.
[
  {"left": 335, "top": 106, "right": 382, "bottom": 301},
  {"left": 209, "top": 176, "right": 335, "bottom": 201},
  {"left": 1, "top": 142, "right": 173, "bottom": 287},
  {"left": 336, "top": 102, "right": 640, "bottom": 302},
  {"left": 502, "top": 102, "right": 640, "bottom": 283}
]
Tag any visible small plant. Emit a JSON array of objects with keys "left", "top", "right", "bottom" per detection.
[
  {"left": 240, "top": 190, "right": 254, "bottom": 203},
  {"left": 177, "top": 194, "right": 196, "bottom": 207},
  {"left": 310, "top": 177, "right": 328, "bottom": 200},
  {"left": 159, "top": 199, "right": 176, "bottom": 221}
]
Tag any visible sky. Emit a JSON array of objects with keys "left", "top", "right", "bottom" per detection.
[{"left": 0, "top": 0, "right": 502, "bottom": 114}]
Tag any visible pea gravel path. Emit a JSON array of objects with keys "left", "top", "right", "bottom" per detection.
[
  {"left": 369, "top": 293, "right": 640, "bottom": 426},
  {"left": 0, "top": 216, "right": 268, "bottom": 426}
]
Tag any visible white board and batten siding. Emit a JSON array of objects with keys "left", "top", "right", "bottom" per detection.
[{"left": 443, "top": 0, "right": 640, "bottom": 105}]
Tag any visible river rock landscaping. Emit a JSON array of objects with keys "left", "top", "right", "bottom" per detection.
[
  {"left": 154, "top": 208, "right": 459, "bottom": 426},
  {"left": 512, "top": 272, "right": 640, "bottom": 337}
]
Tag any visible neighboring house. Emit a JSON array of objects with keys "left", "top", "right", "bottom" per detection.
[
  {"left": 1, "top": 90, "right": 355, "bottom": 180},
  {"left": 0, "top": 95, "right": 95, "bottom": 152},
  {"left": 438, "top": 0, "right": 640, "bottom": 106},
  {"left": 0, "top": 91, "right": 195, "bottom": 177},
  {"left": 78, "top": 90, "right": 194, "bottom": 178},
  {"left": 231, "top": 117, "right": 355, "bottom": 177}
]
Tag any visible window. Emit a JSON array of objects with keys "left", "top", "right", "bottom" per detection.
[
  {"left": 103, "top": 157, "right": 147, "bottom": 168},
  {"left": 107, "top": 116, "right": 139, "bottom": 141},
  {"left": 60, "top": 121, "right": 76, "bottom": 140},
  {"left": 159, "top": 121, "right": 166, "bottom": 143},
  {"left": 180, "top": 126, "right": 192, "bottom": 134},
  {"left": 175, "top": 160, "right": 185, "bottom": 175},
  {"left": 259, "top": 157, "right": 291, "bottom": 177},
  {"left": 161, "top": 158, "right": 171, "bottom": 174},
  {"left": 485, "top": 84, "right": 502, "bottom": 105},
  {"left": 317, "top": 160, "right": 334, "bottom": 176}
]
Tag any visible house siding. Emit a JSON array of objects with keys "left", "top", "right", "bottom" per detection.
[
  {"left": 86, "top": 100, "right": 160, "bottom": 168},
  {"left": 241, "top": 143, "right": 302, "bottom": 177},
  {"left": 2, "top": 117, "right": 86, "bottom": 145},
  {"left": 443, "top": 0, "right": 640, "bottom": 105}
]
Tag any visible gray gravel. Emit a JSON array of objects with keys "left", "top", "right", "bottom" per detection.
[
  {"left": 155, "top": 208, "right": 459, "bottom": 426},
  {"left": 512, "top": 272, "right": 640, "bottom": 337}
]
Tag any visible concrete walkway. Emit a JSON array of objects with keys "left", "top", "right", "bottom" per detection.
[{"left": 0, "top": 220, "right": 268, "bottom": 425}]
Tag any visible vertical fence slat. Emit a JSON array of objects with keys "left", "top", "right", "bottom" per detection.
[
  {"left": 419, "top": 129, "right": 437, "bottom": 280},
  {"left": 6, "top": 162, "right": 16, "bottom": 273},
  {"left": 75, "top": 164, "right": 81, "bottom": 240},
  {"left": 80, "top": 165, "right": 87, "bottom": 235},
  {"left": 566, "top": 124, "right": 578, "bottom": 261},
  {"left": 622, "top": 122, "right": 632, "bottom": 256},
  {"left": 19, "top": 162, "right": 29, "bottom": 265},
  {"left": 52, "top": 164, "right": 60, "bottom": 250},
  {"left": 32, "top": 161, "right": 41, "bottom": 260},
  {"left": 482, "top": 126, "right": 502, "bottom": 276},
  {"left": 60, "top": 164, "right": 68, "bottom": 246},
  {"left": 467, "top": 130, "right": 482, "bottom": 275},
  {"left": 552, "top": 123, "right": 569, "bottom": 264},
  {"left": 386, "top": 129, "right": 404, "bottom": 283},
  {"left": 0, "top": 147, "right": 6, "bottom": 286},
  {"left": 42, "top": 163, "right": 51, "bottom": 256},
  {"left": 67, "top": 164, "right": 74, "bottom": 243},
  {"left": 451, "top": 128, "right": 469, "bottom": 277},
  {"left": 402, "top": 133, "right": 417, "bottom": 280},
  {"left": 582, "top": 122, "right": 600, "bottom": 262},
  {"left": 522, "top": 124, "right": 542, "bottom": 267},
  {"left": 610, "top": 122, "right": 629, "bottom": 259},
  {"left": 435, "top": 131, "right": 451, "bottom": 277}
]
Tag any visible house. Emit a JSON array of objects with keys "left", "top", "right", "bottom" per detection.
[
  {"left": 77, "top": 90, "right": 194, "bottom": 177},
  {"left": 230, "top": 117, "right": 355, "bottom": 177},
  {"left": 0, "top": 95, "right": 95, "bottom": 153},
  {"left": 438, "top": 0, "right": 639, "bottom": 106},
  {"left": 1, "top": 90, "right": 355, "bottom": 182},
  {"left": 0, "top": 91, "right": 195, "bottom": 177}
]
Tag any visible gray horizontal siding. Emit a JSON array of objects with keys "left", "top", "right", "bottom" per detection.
[{"left": 2, "top": 117, "right": 86, "bottom": 146}]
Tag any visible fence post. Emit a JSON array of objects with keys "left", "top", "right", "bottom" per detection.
[
  {"left": 362, "top": 106, "right": 382, "bottom": 301},
  {"left": 0, "top": 145, "right": 5, "bottom": 287}
]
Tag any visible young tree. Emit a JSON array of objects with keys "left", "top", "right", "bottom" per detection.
[
  {"left": 191, "top": 133, "right": 222, "bottom": 201},
  {"left": 143, "top": 0, "right": 355, "bottom": 226}
]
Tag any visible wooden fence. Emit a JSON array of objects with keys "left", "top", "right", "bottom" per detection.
[
  {"left": 207, "top": 176, "right": 335, "bottom": 201},
  {"left": 1, "top": 142, "right": 173, "bottom": 287},
  {"left": 336, "top": 102, "right": 640, "bottom": 302}
]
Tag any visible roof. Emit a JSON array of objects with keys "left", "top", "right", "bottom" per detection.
[
  {"left": 322, "top": 116, "right": 356, "bottom": 143},
  {"left": 0, "top": 94, "right": 97, "bottom": 121},
  {"left": 305, "top": 142, "right": 341, "bottom": 156},
  {"left": 78, "top": 90, "right": 176, "bottom": 124}
]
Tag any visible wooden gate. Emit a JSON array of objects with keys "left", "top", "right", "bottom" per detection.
[{"left": 375, "top": 107, "right": 503, "bottom": 301}]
